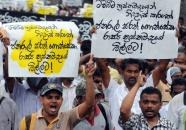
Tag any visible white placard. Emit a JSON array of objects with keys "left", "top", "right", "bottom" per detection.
[
  {"left": 4, "top": 21, "right": 80, "bottom": 77},
  {"left": 92, "top": 0, "right": 181, "bottom": 59}
]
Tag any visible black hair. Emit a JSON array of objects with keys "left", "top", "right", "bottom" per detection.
[
  {"left": 180, "top": 30, "right": 186, "bottom": 40},
  {"left": 179, "top": 17, "right": 184, "bottom": 22},
  {"left": 80, "top": 40, "right": 91, "bottom": 55},
  {"left": 171, "top": 78, "right": 186, "bottom": 92},
  {"left": 140, "top": 60, "right": 149, "bottom": 74},
  {"left": 140, "top": 87, "right": 162, "bottom": 102},
  {"left": 177, "top": 46, "right": 186, "bottom": 55},
  {"left": 93, "top": 67, "right": 102, "bottom": 78},
  {"left": 120, "top": 58, "right": 143, "bottom": 71}
]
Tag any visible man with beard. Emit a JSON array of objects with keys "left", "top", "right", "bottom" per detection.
[
  {"left": 96, "top": 58, "right": 169, "bottom": 130},
  {"left": 118, "top": 73, "right": 176, "bottom": 130}
]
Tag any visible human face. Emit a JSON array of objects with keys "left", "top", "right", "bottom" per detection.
[
  {"left": 40, "top": 91, "right": 62, "bottom": 118},
  {"left": 174, "top": 53, "right": 186, "bottom": 65},
  {"left": 122, "top": 64, "right": 140, "bottom": 88},
  {"left": 140, "top": 94, "right": 162, "bottom": 119},
  {"left": 146, "top": 59, "right": 157, "bottom": 67},
  {"left": 94, "top": 76, "right": 103, "bottom": 92},
  {"left": 171, "top": 85, "right": 186, "bottom": 97}
]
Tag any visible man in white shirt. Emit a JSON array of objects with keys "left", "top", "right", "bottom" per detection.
[
  {"left": 97, "top": 58, "right": 169, "bottom": 130},
  {"left": 59, "top": 78, "right": 79, "bottom": 112},
  {"left": 160, "top": 77, "right": 186, "bottom": 117},
  {"left": 167, "top": 91, "right": 186, "bottom": 130}
]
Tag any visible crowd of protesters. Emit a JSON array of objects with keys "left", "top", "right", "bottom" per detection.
[
  {"left": 0, "top": 0, "right": 93, "bottom": 17},
  {"left": 0, "top": 14, "right": 186, "bottom": 130}
]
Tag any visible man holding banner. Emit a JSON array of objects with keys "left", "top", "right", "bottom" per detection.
[{"left": 93, "top": 0, "right": 181, "bottom": 129}]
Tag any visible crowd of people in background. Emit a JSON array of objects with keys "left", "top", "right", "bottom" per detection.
[
  {"left": 0, "top": 0, "right": 93, "bottom": 17},
  {"left": 0, "top": 8, "right": 186, "bottom": 130}
]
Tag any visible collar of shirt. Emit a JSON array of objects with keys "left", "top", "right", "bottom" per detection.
[
  {"left": 37, "top": 108, "right": 60, "bottom": 126},
  {"left": 62, "top": 81, "right": 78, "bottom": 89},
  {"left": 22, "top": 80, "right": 31, "bottom": 90},
  {"left": 22, "top": 80, "right": 41, "bottom": 95},
  {"left": 139, "top": 113, "right": 173, "bottom": 128},
  {"left": 85, "top": 104, "right": 100, "bottom": 125},
  {"left": 95, "top": 104, "right": 101, "bottom": 116}
]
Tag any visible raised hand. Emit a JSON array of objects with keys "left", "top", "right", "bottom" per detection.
[
  {"left": 136, "top": 71, "right": 146, "bottom": 88},
  {"left": 0, "top": 27, "right": 10, "bottom": 45},
  {"left": 85, "top": 54, "right": 96, "bottom": 77}
]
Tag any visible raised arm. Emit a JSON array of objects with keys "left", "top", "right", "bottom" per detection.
[
  {"left": 120, "top": 72, "right": 145, "bottom": 122},
  {"left": 0, "top": 26, "right": 10, "bottom": 45},
  {"left": 3, "top": 48, "right": 15, "bottom": 93},
  {"left": 1, "top": 27, "right": 15, "bottom": 93},
  {"left": 152, "top": 59, "right": 169, "bottom": 86},
  {"left": 96, "top": 58, "right": 110, "bottom": 88},
  {"left": 78, "top": 54, "right": 96, "bottom": 118}
]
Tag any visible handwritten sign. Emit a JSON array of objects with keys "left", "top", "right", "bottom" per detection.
[
  {"left": 92, "top": 0, "right": 181, "bottom": 59},
  {"left": 0, "top": 9, "right": 93, "bottom": 41},
  {"left": 4, "top": 22, "right": 80, "bottom": 77}
]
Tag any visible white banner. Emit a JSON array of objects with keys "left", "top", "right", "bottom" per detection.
[
  {"left": 4, "top": 21, "right": 80, "bottom": 77},
  {"left": 92, "top": 0, "right": 181, "bottom": 59}
]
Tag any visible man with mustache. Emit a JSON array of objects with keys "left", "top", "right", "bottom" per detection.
[
  {"left": 118, "top": 73, "right": 176, "bottom": 130},
  {"left": 96, "top": 58, "right": 169, "bottom": 130}
]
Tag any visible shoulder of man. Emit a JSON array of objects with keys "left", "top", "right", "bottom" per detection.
[
  {"left": 171, "top": 92, "right": 184, "bottom": 104},
  {"left": 98, "top": 103, "right": 110, "bottom": 129},
  {"left": 160, "top": 117, "right": 177, "bottom": 129},
  {"left": 0, "top": 96, "right": 16, "bottom": 107},
  {"left": 0, "top": 96, "right": 5, "bottom": 104},
  {"left": 20, "top": 113, "right": 37, "bottom": 130}
]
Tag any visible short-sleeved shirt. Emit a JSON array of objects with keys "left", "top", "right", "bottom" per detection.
[
  {"left": 20, "top": 107, "right": 80, "bottom": 130},
  {"left": 118, "top": 113, "right": 176, "bottom": 130},
  {"left": 73, "top": 104, "right": 114, "bottom": 130},
  {"left": 108, "top": 79, "right": 143, "bottom": 130}
]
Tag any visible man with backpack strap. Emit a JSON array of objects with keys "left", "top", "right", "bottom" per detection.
[
  {"left": 73, "top": 80, "right": 114, "bottom": 130},
  {"left": 19, "top": 55, "right": 96, "bottom": 130}
]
